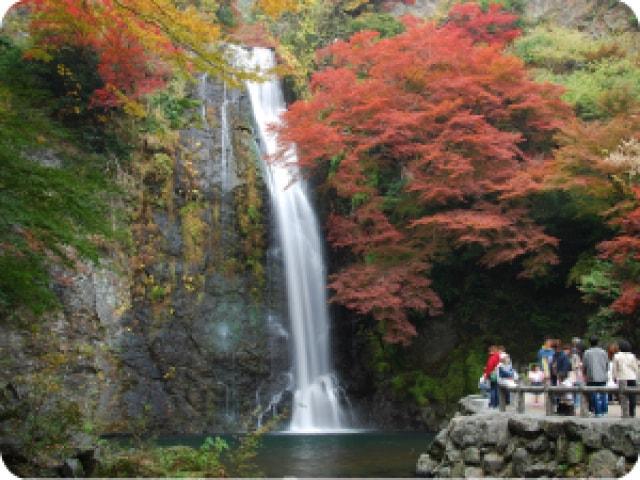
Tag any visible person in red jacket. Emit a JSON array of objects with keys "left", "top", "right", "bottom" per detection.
[{"left": 482, "top": 345, "right": 501, "bottom": 408}]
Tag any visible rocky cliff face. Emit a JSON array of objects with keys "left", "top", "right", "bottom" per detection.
[
  {"left": 416, "top": 396, "right": 639, "bottom": 478},
  {"left": 107, "top": 77, "right": 290, "bottom": 434},
  {"left": 0, "top": 76, "right": 291, "bottom": 444},
  {"left": 388, "top": 0, "right": 636, "bottom": 33}
]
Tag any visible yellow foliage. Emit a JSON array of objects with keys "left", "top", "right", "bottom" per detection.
[
  {"left": 180, "top": 201, "right": 207, "bottom": 268},
  {"left": 26, "top": 0, "right": 263, "bottom": 92},
  {"left": 122, "top": 98, "right": 147, "bottom": 118},
  {"left": 344, "top": 0, "right": 368, "bottom": 12},
  {"left": 163, "top": 366, "right": 176, "bottom": 380},
  {"left": 256, "top": 0, "right": 302, "bottom": 18}
]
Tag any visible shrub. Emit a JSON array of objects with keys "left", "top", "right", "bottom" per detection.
[
  {"left": 345, "top": 13, "right": 405, "bottom": 38},
  {"left": 513, "top": 27, "right": 640, "bottom": 119}
]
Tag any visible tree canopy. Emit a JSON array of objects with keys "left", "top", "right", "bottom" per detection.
[{"left": 279, "top": 5, "right": 571, "bottom": 343}]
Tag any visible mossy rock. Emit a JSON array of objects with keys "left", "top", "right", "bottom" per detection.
[
  {"left": 587, "top": 449, "right": 618, "bottom": 477},
  {"left": 566, "top": 441, "right": 585, "bottom": 465}
]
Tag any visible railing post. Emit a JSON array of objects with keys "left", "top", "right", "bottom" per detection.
[
  {"left": 545, "top": 386, "right": 554, "bottom": 416},
  {"left": 499, "top": 385, "right": 507, "bottom": 412},
  {"left": 620, "top": 383, "right": 630, "bottom": 418},
  {"left": 517, "top": 386, "right": 525, "bottom": 414},
  {"left": 580, "top": 386, "right": 589, "bottom": 417}
]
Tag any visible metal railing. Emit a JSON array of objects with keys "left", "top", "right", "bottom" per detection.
[{"left": 498, "top": 384, "right": 640, "bottom": 418}]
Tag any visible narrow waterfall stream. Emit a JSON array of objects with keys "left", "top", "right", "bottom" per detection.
[{"left": 244, "top": 47, "right": 346, "bottom": 432}]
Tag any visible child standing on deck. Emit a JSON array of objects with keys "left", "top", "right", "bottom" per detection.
[{"left": 528, "top": 364, "right": 544, "bottom": 405}]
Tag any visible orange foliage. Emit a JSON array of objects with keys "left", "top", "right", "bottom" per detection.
[
  {"left": 547, "top": 112, "right": 640, "bottom": 194},
  {"left": 443, "top": 2, "right": 520, "bottom": 47},
  {"left": 255, "top": 0, "right": 300, "bottom": 18},
  {"left": 22, "top": 0, "right": 241, "bottom": 108}
]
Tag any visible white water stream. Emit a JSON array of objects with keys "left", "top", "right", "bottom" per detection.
[{"left": 243, "top": 47, "right": 346, "bottom": 432}]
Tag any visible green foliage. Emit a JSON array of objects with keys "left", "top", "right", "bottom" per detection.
[
  {"left": 0, "top": 247, "right": 56, "bottom": 316},
  {"left": 98, "top": 422, "right": 274, "bottom": 478},
  {"left": 572, "top": 258, "right": 629, "bottom": 342},
  {"left": 151, "top": 153, "right": 174, "bottom": 179},
  {"left": 573, "top": 259, "right": 620, "bottom": 303},
  {"left": 268, "top": 1, "right": 404, "bottom": 98},
  {"left": 39, "top": 47, "right": 103, "bottom": 121},
  {"left": 159, "top": 437, "right": 228, "bottom": 477},
  {"left": 513, "top": 27, "right": 640, "bottom": 119},
  {"left": 1, "top": 34, "right": 131, "bottom": 155},
  {"left": 362, "top": 321, "right": 489, "bottom": 410},
  {"left": 390, "top": 345, "right": 485, "bottom": 407},
  {"left": 97, "top": 437, "right": 229, "bottom": 477},
  {"left": 2, "top": 368, "right": 88, "bottom": 476},
  {"left": 224, "top": 428, "right": 266, "bottom": 477},
  {"left": 0, "top": 36, "right": 116, "bottom": 317},
  {"left": 478, "top": 0, "right": 525, "bottom": 13},
  {"left": 216, "top": 3, "right": 238, "bottom": 28},
  {"left": 180, "top": 201, "right": 207, "bottom": 266},
  {"left": 512, "top": 26, "right": 595, "bottom": 70},
  {"left": 584, "top": 306, "right": 624, "bottom": 344},
  {"left": 362, "top": 324, "right": 399, "bottom": 376},
  {"left": 16, "top": 398, "right": 82, "bottom": 465},
  {"left": 538, "top": 59, "right": 640, "bottom": 120},
  {"left": 149, "top": 284, "right": 168, "bottom": 302},
  {"left": 271, "top": 0, "right": 353, "bottom": 98},
  {"left": 146, "top": 82, "right": 200, "bottom": 131},
  {"left": 345, "top": 13, "right": 405, "bottom": 38}
]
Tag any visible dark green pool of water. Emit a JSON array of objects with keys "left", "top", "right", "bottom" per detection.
[{"left": 135, "top": 431, "right": 433, "bottom": 477}]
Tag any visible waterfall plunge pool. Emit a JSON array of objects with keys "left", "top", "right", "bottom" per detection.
[{"left": 106, "top": 431, "right": 434, "bottom": 477}]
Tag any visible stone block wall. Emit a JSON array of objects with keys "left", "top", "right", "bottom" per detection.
[{"left": 416, "top": 396, "right": 639, "bottom": 478}]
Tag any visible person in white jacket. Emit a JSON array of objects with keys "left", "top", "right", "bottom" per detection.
[{"left": 612, "top": 339, "right": 639, "bottom": 417}]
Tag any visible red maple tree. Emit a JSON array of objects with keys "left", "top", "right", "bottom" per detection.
[
  {"left": 443, "top": 2, "right": 520, "bottom": 47},
  {"left": 279, "top": 4, "right": 570, "bottom": 343}
]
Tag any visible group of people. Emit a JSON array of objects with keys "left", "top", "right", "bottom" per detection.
[
  {"left": 480, "top": 336, "right": 639, "bottom": 417},
  {"left": 480, "top": 345, "right": 518, "bottom": 409}
]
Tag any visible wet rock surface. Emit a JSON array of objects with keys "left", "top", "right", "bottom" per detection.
[
  {"left": 106, "top": 78, "right": 290, "bottom": 434},
  {"left": 1, "top": 76, "right": 290, "bottom": 461}
]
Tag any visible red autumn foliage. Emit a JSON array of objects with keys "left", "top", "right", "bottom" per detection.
[
  {"left": 279, "top": 4, "right": 570, "bottom": 343},
  {"left": 25, "top": 0, "right": 171, "bottom": 108},
  {"left": 443, "top": 2, "right": 520, "bottom": 47},
  {"left": 545, "top": 113, "right": 640, "bottom": 194},
  {"left": 544, "top": 109, "right": 640, "bottom": 317},
  {"left": 92, "top": 19, "right": 168, "bottom": 107},
  {"left": 598, "top": 187, "right": 640, "bottom": 315}
]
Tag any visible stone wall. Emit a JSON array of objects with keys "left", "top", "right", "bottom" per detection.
[{"left": 416, "top": 395, "right": 639, "bottom": 478}]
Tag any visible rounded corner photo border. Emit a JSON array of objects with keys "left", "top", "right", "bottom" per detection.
[{"left": 1, "top": 0, "right": 640, "bottom": 479}]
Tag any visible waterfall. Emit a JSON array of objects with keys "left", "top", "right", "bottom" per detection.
[
  {"left": 199, "top": 73, "right": 208, "bottom": 123},
  {"left": 243, "top": 47, "right": 346, "bottom": 432},
  {"left": 220, "top": 82, "right": 233, "bottom": 191}
]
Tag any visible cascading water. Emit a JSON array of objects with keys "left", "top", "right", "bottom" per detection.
[
  {"left": 220, "top": 82, "right": 232, "bottom": 191},
  {"left": 243, "top": 47, "right": 346, "bottom": 432}
]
